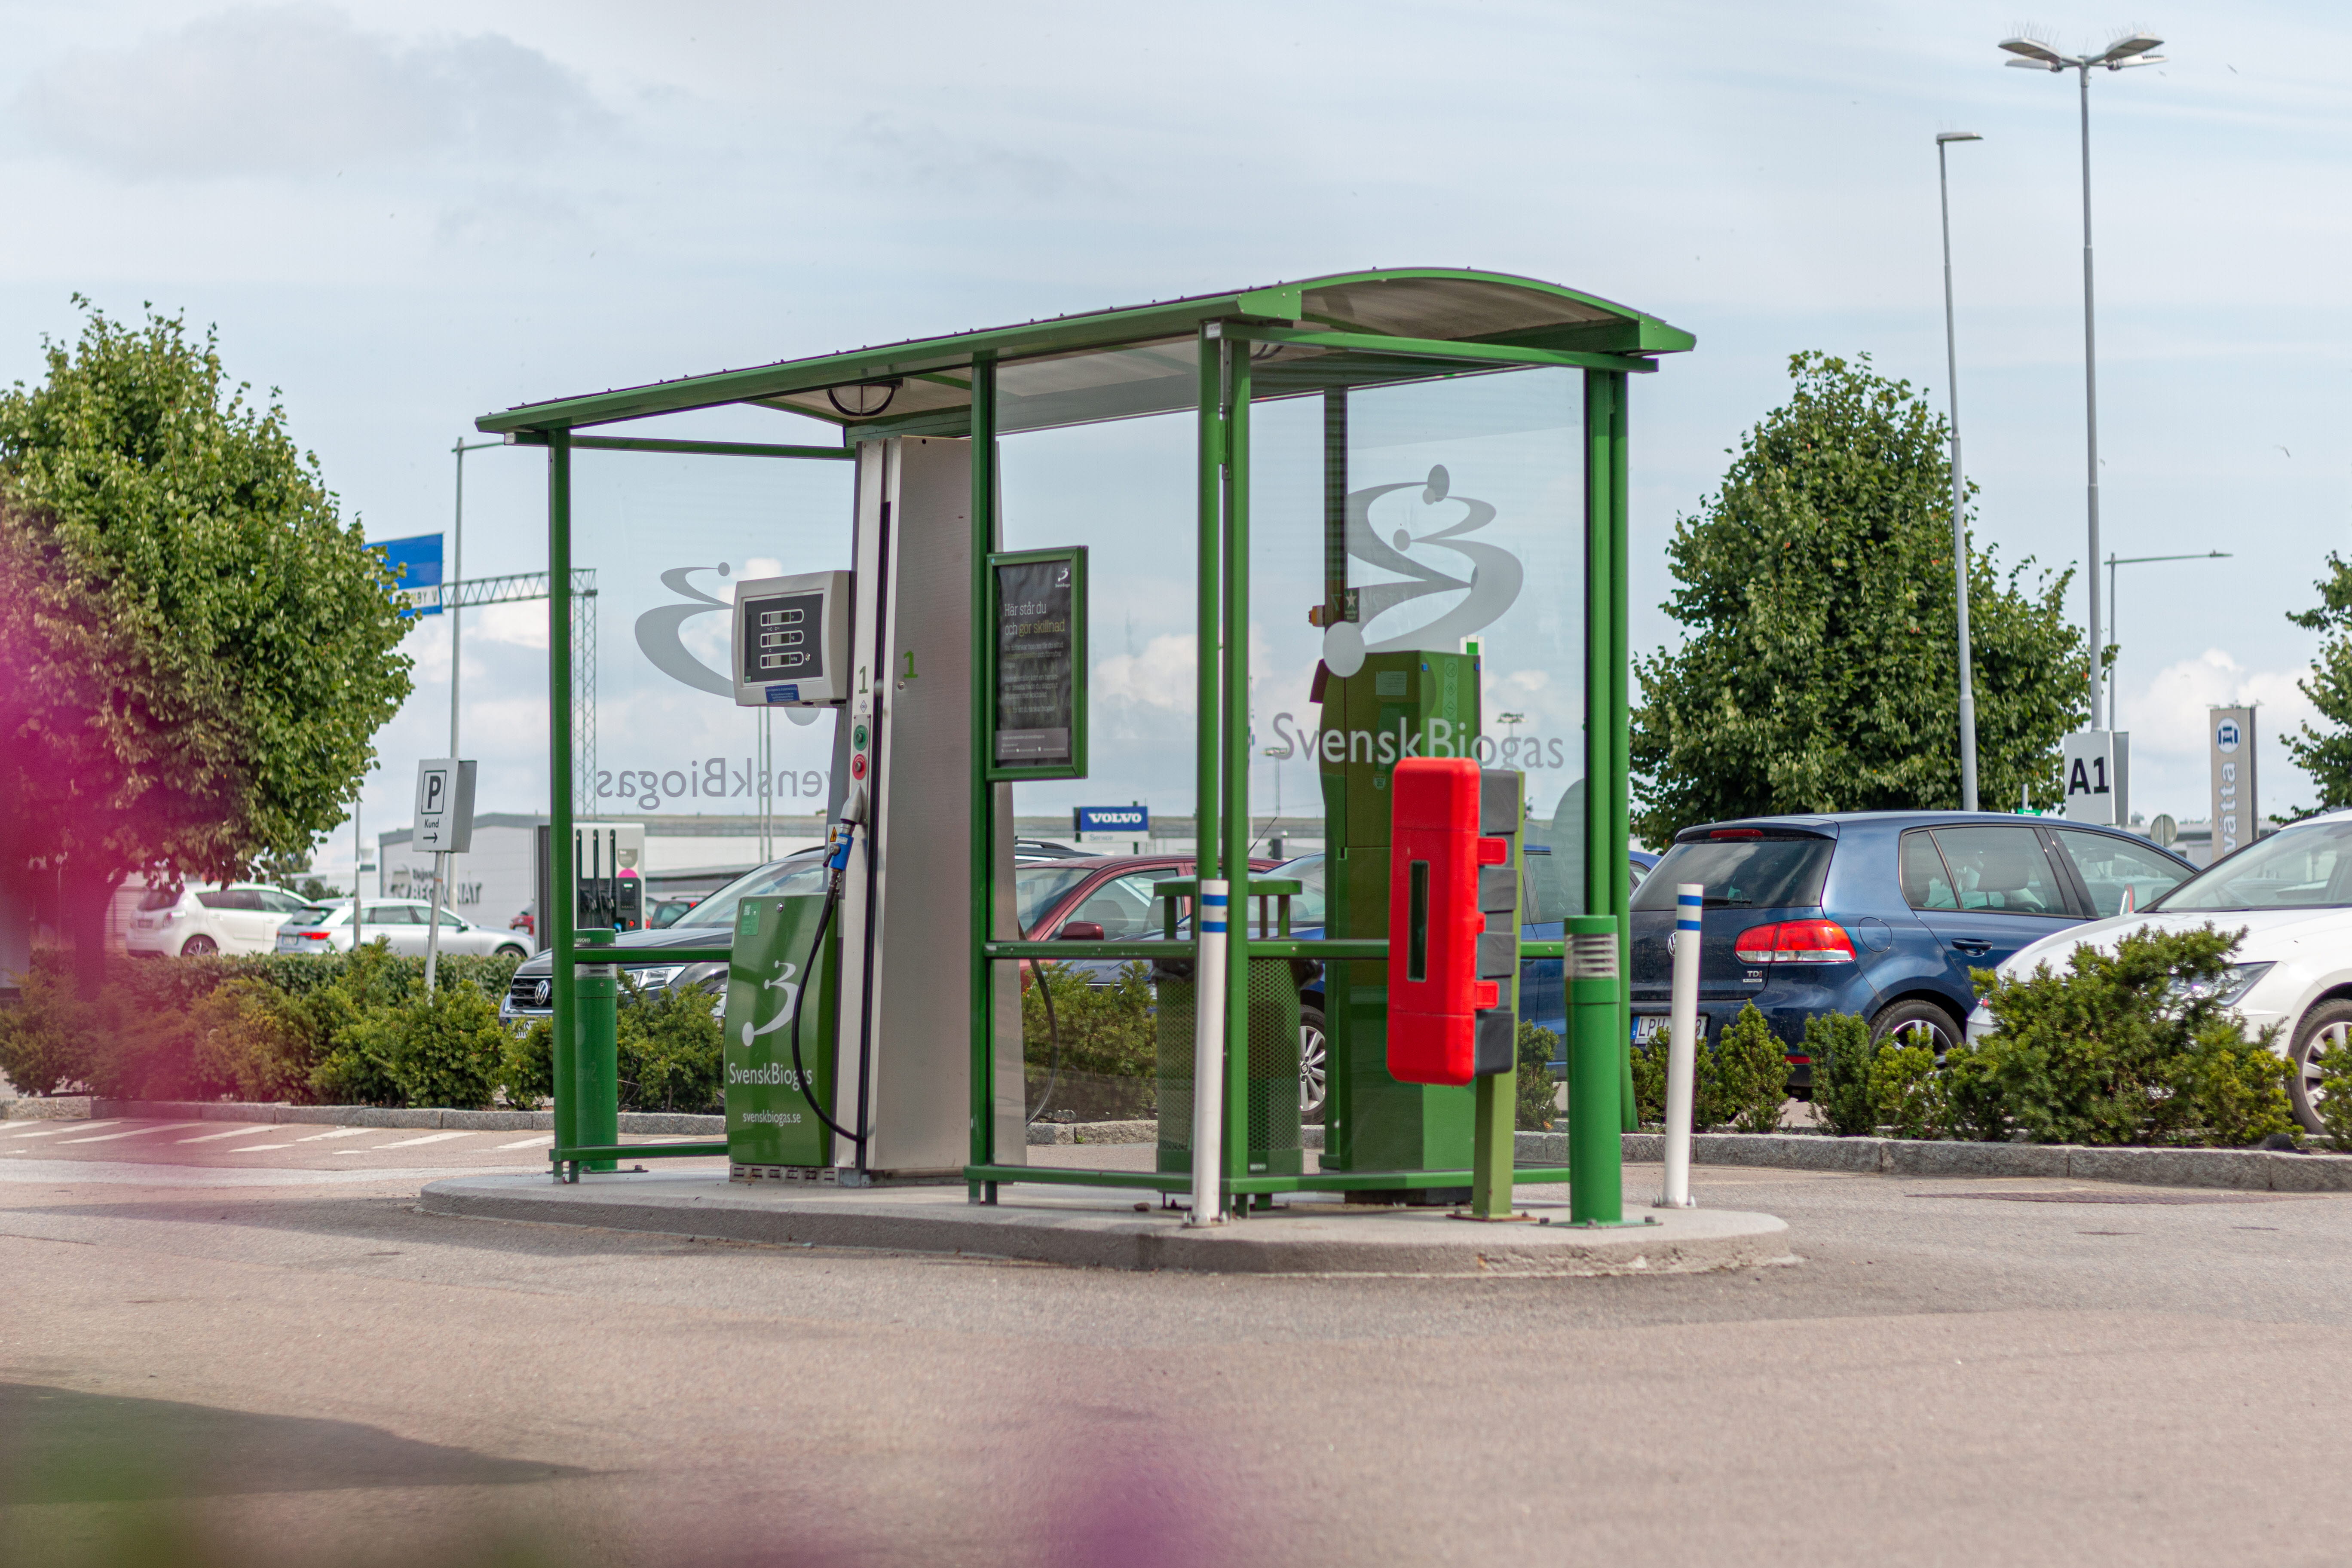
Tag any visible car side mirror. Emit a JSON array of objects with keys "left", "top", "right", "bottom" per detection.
[{"left": 1059, "top": 921, "right": 1106, "bottom": 941}]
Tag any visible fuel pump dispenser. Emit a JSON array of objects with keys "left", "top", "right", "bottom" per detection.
[
  {"left": 573, "top": 823, "right": 646, "bottom": 932},
  {"left": 720, "top": 437, "right": 1026, "bottom": 1183}
]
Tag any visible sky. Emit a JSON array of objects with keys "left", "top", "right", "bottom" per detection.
[{"left": 1, "top": 0, "right": 2344, "bottom": 881}]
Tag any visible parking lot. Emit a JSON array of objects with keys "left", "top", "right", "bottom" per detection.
[{"left": 5, "top": 1118, "right": 2352, "bottom": 1565}]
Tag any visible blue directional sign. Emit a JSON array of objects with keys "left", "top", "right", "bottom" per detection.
[
  {"left": 377, "top": 533, "right": 444, "bottom": 617},
  {"left": 1074, "top": 805, "right": 1149, "bottom": 836}
]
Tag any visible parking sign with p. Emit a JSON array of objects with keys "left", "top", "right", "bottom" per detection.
[{"left": 413, "top": 758, "right": 478, "bottom": 853}]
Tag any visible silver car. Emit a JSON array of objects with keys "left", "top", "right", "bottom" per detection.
[{"left": 277, "top": 899, "right": 530, "bottom": 959}]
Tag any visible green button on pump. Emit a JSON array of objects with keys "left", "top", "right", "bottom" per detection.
[{"left": 853, "top": 723, "right": 869, "bottom": 749}]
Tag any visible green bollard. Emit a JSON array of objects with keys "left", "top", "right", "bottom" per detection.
[
  {"left": 575, "top": 929, "right": 619, "bottom": 1173},
  {"left": 1565, "top": 914, "right": 1623, "bottom": 1225}
]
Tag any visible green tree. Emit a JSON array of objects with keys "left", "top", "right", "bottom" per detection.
[
  {"left": 1631, "top": 353, "right": 2088, "bottom": 844},
  {"left": 0, "top": 301, "right": 411, "bottom": 992},
  {"left": 2283, "top": 553, "right": 2352, "bottom": 814}
]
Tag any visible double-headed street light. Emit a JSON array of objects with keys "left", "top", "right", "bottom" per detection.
[
  {"left": 1998, "top": 29, "right": 2165, "bottom": 730},
  {"left": 1938, "top": 129, "right": 1982, "bottom": 810}
]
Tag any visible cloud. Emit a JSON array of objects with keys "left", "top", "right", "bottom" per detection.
[
  {"left": 2120, "top": 647, "right": 2319, "bottom": 760},
  {"left": 839, "top": 111, "right": 1096, "bottom": 199},
  {"left": 10, "top": 5, "right": 613, "bottom": 179},
  {"left": 473, "top": 600, "right": 549, "bottom": 651},
  {"left": 1095, "top": 633, "right": 1195, "bottom": 714}
]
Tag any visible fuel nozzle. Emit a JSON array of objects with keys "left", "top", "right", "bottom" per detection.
[{"left": 824, "top": 784, "right": 867, "bottom": 894}]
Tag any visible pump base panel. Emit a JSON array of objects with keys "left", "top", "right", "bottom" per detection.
[{"left": 420, "top": 1172, "right": 1788, "bottom": 1276}]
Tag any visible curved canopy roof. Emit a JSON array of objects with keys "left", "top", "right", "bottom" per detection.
[{"left": 477, "top": 268, "right": 1693, "bottom": 439}]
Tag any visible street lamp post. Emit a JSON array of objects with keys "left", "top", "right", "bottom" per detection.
[
  {"left": 1937, "top": 129, "right": 1983, "bottom": 810},
  {"left": 1998, "top": 29, "right": 2165, "bottom": 730},
  {"left": 2105, "top": 551, "right": 2231, "bottom": 724},
  {"left": 449, "top": 438, "right": 503, "bottom": 758}
]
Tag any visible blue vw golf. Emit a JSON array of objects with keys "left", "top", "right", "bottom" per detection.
[{"left": 1626, "top": 811, "right": 2199, "bottom": 1082}]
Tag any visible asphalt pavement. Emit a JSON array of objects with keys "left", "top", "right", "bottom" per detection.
[{"left": 5, "top": 1115, "right": 2350, "bottom": 1566}]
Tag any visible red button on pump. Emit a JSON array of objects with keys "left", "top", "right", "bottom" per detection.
[
  {"left": 1386, "top": 757, "right": 1507, "bottom": 1087},
  {"left": 850, "top": 752, "right": 868, "bottom": 781}
]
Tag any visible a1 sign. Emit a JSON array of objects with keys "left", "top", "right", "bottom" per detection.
[
  {"left": 413, "top": 758, "right": 478, "bottom": 853},
  {"left": 2060, "top": 731, "right": 2129, "bottom": 827}
]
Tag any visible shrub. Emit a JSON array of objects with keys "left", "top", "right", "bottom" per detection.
[
  {"left": 1023, "top": 961, "right": 1157, "bottom": 1121},
  {"left": 507, "top": 1018, "right": 556, "bottom": 1111},
  {"left": 1971, "top": 922, "right": 2289, "bottom": 1145},
  {"left": 1629, "top": 1034, "right": 1667, "bottom": 1127},
  {"left": 1515, "top": 1021, "right": 1559, "bottom": 1131},
  {"left": 1805, "top": 1013, "right": 1876, "bottom": 1136},
  {"left": 186, "top": 977, "right": 318, "bottom": 1103},
  {"left": 616, "top": 978, "right": 723, "bottom": 1113},
  {"left": 1714, "top": 1003, "right": 1790, "bottom": 1133},
  {"left": 1867, "top": 1037, "right": 1943, "bottom": 1140}
]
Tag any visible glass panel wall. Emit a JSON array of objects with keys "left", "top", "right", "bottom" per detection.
[{"left": 995, "top": 350, "right": 1199, "bottom": 1176}]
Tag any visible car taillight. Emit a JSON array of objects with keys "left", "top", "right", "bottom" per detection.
[
  {"left": 1732, "top": 919, "right": 1856, "bottom": 965},
  {"left": 296, "top": 930, "right": 331, "bottom": 940}
]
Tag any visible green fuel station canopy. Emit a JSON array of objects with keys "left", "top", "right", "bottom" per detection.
[{"left": 476, "top": 268, "right": 1693, "bottom": 439}]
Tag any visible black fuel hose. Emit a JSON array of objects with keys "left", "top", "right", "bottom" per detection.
[
  {"left": 1026, "top": 957, "right": 1064, "bottom": 1125},
  {"left": 786, "top": 878, "right": 864, "bottom": 1150}
]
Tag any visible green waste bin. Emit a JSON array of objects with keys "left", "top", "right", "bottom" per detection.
[{"left": 1149, "top": 878, "right": 1306, "bottom": 1179}]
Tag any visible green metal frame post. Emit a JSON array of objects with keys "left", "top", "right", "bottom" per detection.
[
  {"left": 1608, "top": 374, "right": 1637, "bottom": 1130},
  {"left": 575, "top": 928, "right": 618, "bottom": 1171},
  {"left": 1574, "top": 373, "right": 1626, "bottom": 1220},
  {"left": 1565, "top": 914, "right": 1624, "bottom": 1222},
  {"left": 968, "top": 355, "right": 998, "bottom": 1200},
  {"left": 1222, "top": 335, "right": 1254, "bottom": 1198},
  {"left": 547, "top": 432, "right": 579, "bottom": 1167}
]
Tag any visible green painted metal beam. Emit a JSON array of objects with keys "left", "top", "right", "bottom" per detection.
[
  {"left": 506, "top": 432, "right": 854, "bottom": 460},
  {"left": 1225, "top": 325, "right": 1659, "bottom": 374},
  {"left": 478, "top": 289, "right": 1303, "bottom": 435},
  {"left": 547, "top": 434, "right": 578, "bottom": 1164},
  {"left": 968, "top": 356, "right": 999, "bottom": 1184},
  {"left": 475, "top": 270, "right": 1692, "bottom": 436}
]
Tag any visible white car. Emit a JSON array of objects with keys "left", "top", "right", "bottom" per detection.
[
  {"left": 1966, "top": 809, "right": 2352, "bottom": 1133},
  {"left": 276, "top": 899, "right": 531, "bottom": 960},
  {"left": 128, "top": 882, "right": 320, "bottom": 957}
]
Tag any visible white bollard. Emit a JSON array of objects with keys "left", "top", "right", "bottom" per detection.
[
  {"left": 1659, "top": 882, "right": 1702, "bottom": 1209},
  {"left": 1186, "top": 879, "right": 1230, "bottom": 1227}
]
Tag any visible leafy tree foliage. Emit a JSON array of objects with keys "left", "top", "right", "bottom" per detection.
[
  {"left": 1631, "top": 353, "right": 2087, "bottom": 844},
  {"left": 2283, "top": 553, "right": 2352, "bottom": 815},
  {"left": 0, "top": 301, "right": 411, "bottom": 987}
]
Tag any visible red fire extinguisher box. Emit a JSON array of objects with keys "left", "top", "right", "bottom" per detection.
[{"left": 1386, "top": 757, "right": 1521, "bottom": 1087}]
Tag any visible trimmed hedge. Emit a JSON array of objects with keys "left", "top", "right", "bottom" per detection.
[{"left": 0, "top": 946, "right": 722, "bottom": 1114}]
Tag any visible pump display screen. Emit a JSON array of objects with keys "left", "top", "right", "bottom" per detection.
[
  {"left": 738, "top": 591, "right": 826, "bottom": 685},
  {"left": 992, "top": 552, "right": 1082, "bottom": 772}
]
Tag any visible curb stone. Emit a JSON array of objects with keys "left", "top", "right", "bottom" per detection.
[{"left": 53, "top": 1101, "right": 2352, "bottom": 1190}]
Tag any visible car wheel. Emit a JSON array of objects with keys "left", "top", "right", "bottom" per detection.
[
  {"left": 179, "top": 934, "right": 217, "bottom": 957},
  {"left": 494, "top": 944, "right": 527, "bottom": 960},
  {"left": 1299, "top": 1006, "right": 1328, "bottom": 1124},
  {"left": 1869, "top": 998, "right": 1962, "bottom": 1057},
  {"left": 2288, "top": 1000, "right": 2352, "bottom": 1136}
]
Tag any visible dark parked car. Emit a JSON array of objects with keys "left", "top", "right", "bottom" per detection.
[
  {"left": 1627, "top": 811, "right": 2199, "bottom": 1083},
  {"left": 502, "top": 850, "right": 830, "bottom": 1024},
  {"left": 1276, "top": 848, "right": 1662, "bottom": 1116}
]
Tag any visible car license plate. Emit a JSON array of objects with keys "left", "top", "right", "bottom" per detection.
[{"left": 1632, "top": 1014, "right": 1669, "bottom": 1045}]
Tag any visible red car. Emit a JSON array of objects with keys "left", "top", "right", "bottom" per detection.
[{"left": 1016, "top": 854, "right": 1281, "bottom": 944}]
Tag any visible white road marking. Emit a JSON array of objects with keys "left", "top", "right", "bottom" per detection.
[
  {"left": 178, "top": 1127, "right": 283, "bottom": 1144},
  {"left": 57, "top": 1122, "right": 204, "bottom": 1144},
  {"left": 495, "top": 1135, "right": 554, "bottom": 1149},
  {"left": 291, "top": 1127, "right": 379, "bottom": 1142},
  {"left": 372, "top": 1131, "right": 471, "bottom": 1149},
  {"left": 6, "top": 1121, "right": 122, "bottom": 1139},
  {"left": 228, "top": 1143, "right": 296, "bottom": 1152}
]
